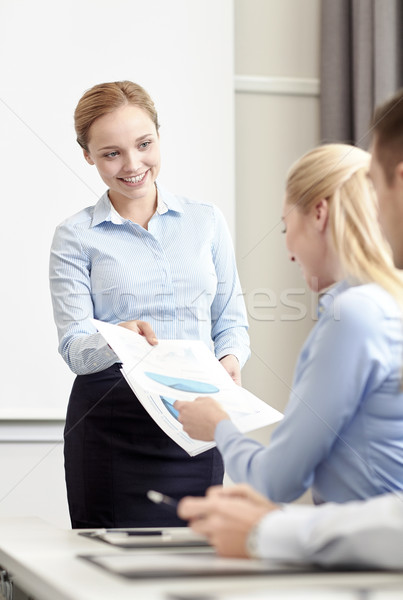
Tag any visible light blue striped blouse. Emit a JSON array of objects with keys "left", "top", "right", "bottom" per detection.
[
  {"left": 215, "top": 281, "right": 403, "bottom": 504},
  {"left": 49, "top": 184, "right": 250, "bottom": 375}
]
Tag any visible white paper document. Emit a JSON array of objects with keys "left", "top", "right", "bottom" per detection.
[{"left": 93, "top": 319, "right": 283, "bottom": 456}]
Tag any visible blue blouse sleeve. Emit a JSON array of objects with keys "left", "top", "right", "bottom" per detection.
[
  {"left": 210, "top": 205, "right": 250, "bottom": 367},
  {"left": 215, "top": 288, "right": 397, "bottom": 501},
  {"left": 49, "top": 222, "right": 118, "bottom": 375}
]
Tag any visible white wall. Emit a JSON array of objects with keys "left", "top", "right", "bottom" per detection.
[
  {"left": 235, "top": 0, "right": 320, "bottom": 414},
  {"left": 0, "top": 443, "right": 69, "bottom": 527},
  {"left": 232, "top": 0, "right": 321, "bottom": 503}
]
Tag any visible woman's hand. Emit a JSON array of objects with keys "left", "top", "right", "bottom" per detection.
[
  {"left": 118, "top": 320, "right": 158, "bottom": 345},
  {"left": 174, "top": 397, "right": 230, "bottom": 440},
  {"left": 219, "top": 354, "right": 241, "bottom": 385},
  {"left": 177, "top": 484, "right": 279, "bottom": 557}
]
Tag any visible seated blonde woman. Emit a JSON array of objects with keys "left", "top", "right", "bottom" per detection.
[{"left": 175, "top": 143, "right": 403, "bottom": 505}]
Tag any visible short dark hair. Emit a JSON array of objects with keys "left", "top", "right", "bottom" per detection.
[{"left": 371, "top": 89, "right": 403, "bottom": 184}]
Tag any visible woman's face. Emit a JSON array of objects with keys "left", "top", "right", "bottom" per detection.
[
  {"left": 84, "top": 103, "right": 161, "bottom": 207},
  {"left": 282, "top": 198, "right": 335, "bottom": 292}
]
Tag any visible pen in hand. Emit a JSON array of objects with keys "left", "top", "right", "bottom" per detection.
[{"left": 147, "top": 490, "right": 179, "bottom": 512}]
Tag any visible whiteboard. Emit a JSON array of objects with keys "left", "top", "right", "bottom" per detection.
[{"left": 0, "top": 0, "right": 235, "bottom": 419}]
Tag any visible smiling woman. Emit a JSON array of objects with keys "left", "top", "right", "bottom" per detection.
[
  {"left": 75, "top": 82, "right": 162, "bottom": 228},
  {"left": 49, "top": 81, "right": 250, "bottom": 529},
  {"left": 175, "top": 143, "right": 403, "bottom": 507},
  {"left": 83, "top": 104, "right": 161, "bottom": 228}
]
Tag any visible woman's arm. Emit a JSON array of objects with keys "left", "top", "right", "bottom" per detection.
[
  {"left": 215, "top": 290, "right": 391, "bottom": 501},
  {"left": 50, "top": 223, "right": 156, "bottom": 374},
  {"left": 50, "top": 222, "right": 118, "bottom": 374},
  {"left": 209, "top": 206, "right": 250, "bottom": 369}
]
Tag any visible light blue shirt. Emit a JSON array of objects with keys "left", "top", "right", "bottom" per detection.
[
  {"left": 49, "top": 184, "right": 250, "bottom": 375},
  {"left": 216, "top": 281, "right": 403, "bottom": 504}
]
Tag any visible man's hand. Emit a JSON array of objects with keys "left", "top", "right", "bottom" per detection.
[
  {"left": 204, "top": 483, "right": 276, "bottom": 509},
  {"left": 177, "top": 484, "right": 279, "bottom": 557}
]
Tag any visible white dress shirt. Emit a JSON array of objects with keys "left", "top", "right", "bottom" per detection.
[{"left": 254, "top": 493, "right": 403, "bottom": 569}]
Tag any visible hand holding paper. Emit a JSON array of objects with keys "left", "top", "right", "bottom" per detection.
[
  {"left": 219, "top": 354, "right": 242, "bottom": 385},
  {"left": 92, "top": 319, "right": 283, "bottom": 456},
  {"left": 174, "top": 397, "right": 230, "bottom": 441},
  {"left": 118, "top": 319, "right": 158, "bottom": 345}
]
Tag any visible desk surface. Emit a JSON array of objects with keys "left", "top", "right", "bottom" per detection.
[{"left": 0, "top": 517, "right": 403, "bottom": 600}]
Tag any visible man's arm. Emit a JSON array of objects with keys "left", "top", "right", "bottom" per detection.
[
  {"left": 179, "top": 486, "right": 403, "bottom": 569},
  {"left": 256, "top": 493, "right": 403, "bottom": 569}
]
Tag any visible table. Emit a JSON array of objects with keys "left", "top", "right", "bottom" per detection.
[{"left": 0, "top": 517, "right": 403, "bottom": 600}]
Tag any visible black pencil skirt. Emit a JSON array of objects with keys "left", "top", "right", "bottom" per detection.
[{"left": 64, "top": 363, "right": 224, "bottom": 528}]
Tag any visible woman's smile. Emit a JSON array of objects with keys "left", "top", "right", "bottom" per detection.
[{"left": 118, "top": 169, "right": 149, "bottom": 186}]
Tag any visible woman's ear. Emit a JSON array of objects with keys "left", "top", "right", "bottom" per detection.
[
  {"left": 396, "top": 161, "right": 403, "bottom": 186},
  {"left": 313, "top": 198, "right": 329, "bottom": 233},
  {"left": 83, "top": 149, "right": 95, "bottom": 165}
]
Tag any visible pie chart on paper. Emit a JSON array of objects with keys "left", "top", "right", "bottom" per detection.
[
  {"left": 145, "top": 372, "right": 219, "bottom": 394},
  {"left": 160, "top": 396, "right": 180, "bottom": 420}
]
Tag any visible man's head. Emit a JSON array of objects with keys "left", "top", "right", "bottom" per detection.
[{"left": 369, "top": 89, "right": 403, "bottom": 268}]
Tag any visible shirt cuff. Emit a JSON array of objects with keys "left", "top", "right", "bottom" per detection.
[
  {"left": 67, "top": 332, "right": 119, "bottom": 375},
  {"left": 216, "top": 348, "right": 247, "bottom": 369},
  {"left": 253, "top": 504, "right": 317, "bottom": 563},
  {"left": 215, "top": 418, "right": 241, "bottom": 446},
  {"left": 92, "top": 334, "right": 119, "bottom": 366}
]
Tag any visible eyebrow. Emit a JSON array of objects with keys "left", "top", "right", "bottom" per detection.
[{"left": 97, "top": 134, "right": 155, "bottom": 151}]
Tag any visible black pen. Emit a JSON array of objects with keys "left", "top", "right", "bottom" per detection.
[{"left": 147, "top": 490, "right": 178, "bottom": 511}]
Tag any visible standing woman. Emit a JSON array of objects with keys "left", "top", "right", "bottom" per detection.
[
  {"left": 49, "top": 81, "right": 250, "bottom": 528},
  {"left": 176, "top": 144, "right": 403, "bottom": 505}
]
